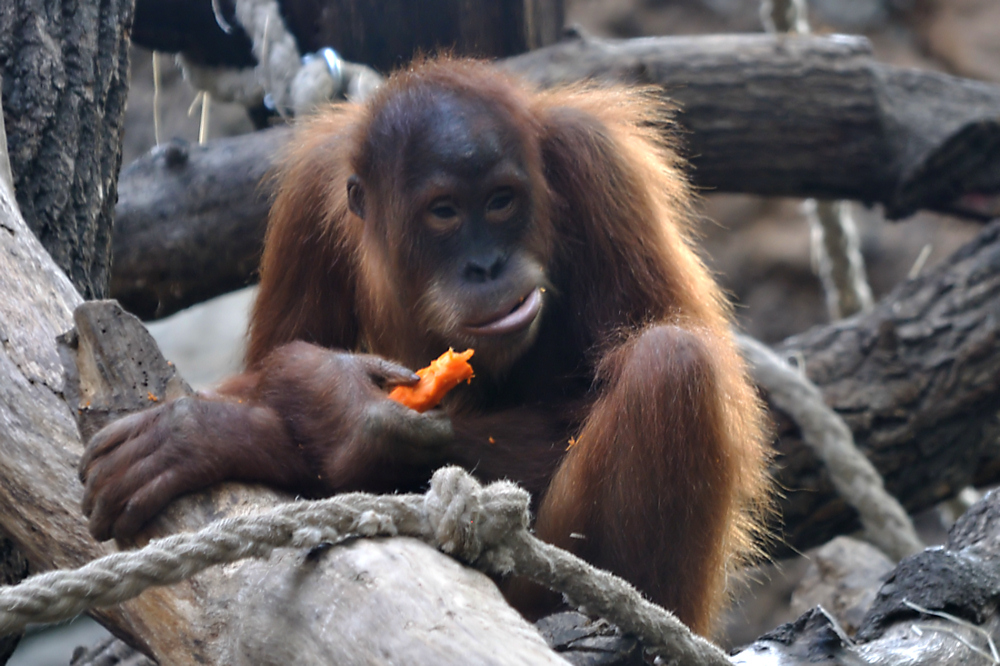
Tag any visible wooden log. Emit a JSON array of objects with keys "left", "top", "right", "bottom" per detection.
[
  {"left": 0, "top": 141, "right": 190, "bottom": 658},
  {"left": 771, "top": 220, "right": 1000, "bottom": 554},
  {"left": 111, "top": 33, "right": 1000, "bottom": 319},
  {"left": 503, "top": 32, "right": 1000, "bottom": 221},
  {"left": 67, "top": 301, "right": 572, "bottom": 663},
  {"left": 73, "top": 609, "right": 645, "bottom": 666},
  {"left": 0, "top": 149, "right": 569, "bottom": 662},
  {"left": 111, "top": 133, "right": 282, "bottom": 319}
]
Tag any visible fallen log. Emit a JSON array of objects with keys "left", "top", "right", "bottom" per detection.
[
  {"left": 771, "top": 220, "right": 1000, "bottom": 554},
  {"left": 112, "top": 32, "right": 1000, "bottom": 319},
  {"left": 112, "top": 133, "right": 282, "bottom": 320},
  {"left": 503, "top": 32, "right": 1000, "bottom": 220}
]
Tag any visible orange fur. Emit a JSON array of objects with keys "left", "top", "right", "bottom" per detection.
[
  {"left": 248, "top": 59, "right": 770, "bottom": 634},
  {"left": 82, "top": 58, "right": 770, "bottom": 636}
]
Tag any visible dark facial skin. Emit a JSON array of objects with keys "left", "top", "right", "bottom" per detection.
[{"left": 351, "top": 94, "right": 550, "bottom": 374}]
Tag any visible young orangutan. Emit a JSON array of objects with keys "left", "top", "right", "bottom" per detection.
[{"left": 81, "top": 58, "right": 770, "bottom": 635}]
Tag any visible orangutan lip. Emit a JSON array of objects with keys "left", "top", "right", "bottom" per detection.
[{"left": 463, "top": 288, "right": 543, "bottom": 336}]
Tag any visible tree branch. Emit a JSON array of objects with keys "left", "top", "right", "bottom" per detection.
[
  {"left": 739, "top": 334, "right": 922, "bottom": 561},
  {"left": 112, "top": 33, "right": 1000, "bottom": 319},
  {"left": 770, "top": 221, "right": 1000, "bottom": 554}
]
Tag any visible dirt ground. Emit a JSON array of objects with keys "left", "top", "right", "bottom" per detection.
[{"left": 9, "top": 0, "right": 1000, "bottom": 662}]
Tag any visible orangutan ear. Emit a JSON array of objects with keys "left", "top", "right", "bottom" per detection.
[{"left": 347, "top": 174, "right": 366, "bottom": 219}]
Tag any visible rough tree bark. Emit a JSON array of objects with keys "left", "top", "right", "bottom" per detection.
[
  {"left": 0, "top": 154, "right": 571, "bottom": 663},
  {"left": 0, "top": 4, "right": 132, "bottom": 658},
  {"left": 0, "top": 0, "right": 133, "bottom": 299},
  {"left": 110, "top": 33, "right": 1000, "bottom": 319},
  {"left": 772, "top": 221, "right": 1000, "bottom": 554},
  {"left": 112, "top": 134, "right": 283, "bottom": 319},
  {"left": 0, "top": 133, "right": 171, "bottom": 659}
]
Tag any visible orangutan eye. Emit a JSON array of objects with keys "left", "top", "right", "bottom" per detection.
[
  {"left": 430, "top": 200, "right": 459, "bottom": 220},
  {"left": 425, "top": 197, "right": 462, "bottom": 233},
  {"left": 486, "top": 189, "right": 515, "bottom": 214}
]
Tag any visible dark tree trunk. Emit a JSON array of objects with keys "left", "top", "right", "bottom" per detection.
[
  {"left": 0, "top": 0, "right": 133, "bottom": 660},
  {"left": 772, "top": 220, "right": 1000, "bottom": 555},
  {"left": 0, "top": 0, "right": 134, "bottom": 299}
]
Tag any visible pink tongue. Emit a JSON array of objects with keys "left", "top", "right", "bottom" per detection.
[{"left": 466, "top": 288, "right": 542, "bottom": 335}]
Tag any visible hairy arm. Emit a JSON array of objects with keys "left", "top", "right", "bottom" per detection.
[{"left": 80, "top": 341, "right": 451, "bottom": 541}]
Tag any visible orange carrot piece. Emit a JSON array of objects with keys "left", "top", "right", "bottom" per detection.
[{"left": 388, "top": 348, "right": 474, "bottom": 412}]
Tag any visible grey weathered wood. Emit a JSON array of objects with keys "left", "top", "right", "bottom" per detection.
[
  {"left": 0, "top": 144, "right": 167, "bottom": 657},
  {"left": 110, "top": 33, "right": 1000, "bottom": 319},
  {"left": 0, "top": 136, "right": 568, "bottom": 661},
  {"left": 503, "top": 33, "right": 1000, "bottom": 221},
  {"left": 0, "top": 0, "right": 132, "bottom": 299},
  {"left": 111, "top": 133, "right": 283, "bottom": 319},
  {"left": 0, "top": 75, "right": 28, "bottom": 666},
  {"left": 0, "top": 0, "right": 132, "bottom": 648},
  {"left": 771, "top": 220, "right": 1000, "bottom": 554},
  {"left": 732, "top": 489, "right": 1000, "bottom": 665},
  {"left": 64, "top": 299, "right": 571, "bottom": 664}
]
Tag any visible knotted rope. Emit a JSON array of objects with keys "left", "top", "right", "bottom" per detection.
[{"left": 0, "top": 467, "right": 729, "bottom": 665}]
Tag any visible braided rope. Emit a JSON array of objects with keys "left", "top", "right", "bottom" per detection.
[
  {"left": 0, "top": 467, "right": 728, "bottom": 665},
  {"left": 738, "top": 334, "right": 922, "bottom": 560}
]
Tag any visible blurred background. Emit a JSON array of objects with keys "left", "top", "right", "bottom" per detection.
[{"left": 10, "top": 0, "right": 999, "bottom": 662}]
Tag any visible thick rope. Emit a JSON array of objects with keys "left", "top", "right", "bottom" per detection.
[
  {"left": 807, "top": 200, "right": 875, "bottom": 319},
  {"left": 762, "top": 0, "right": 875, "bottom": 321},
  {"left": 0, "top": 467, "right": 729, "bottom": 666},
  {"left": 738, "top": 334, "right": 923, "bottom": 560}
]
